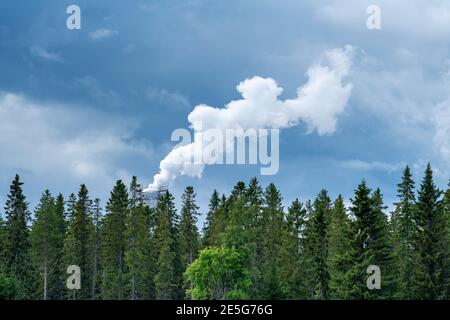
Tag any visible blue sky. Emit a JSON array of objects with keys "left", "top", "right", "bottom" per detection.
[{"left": 1, "top": 0, "right": 449, "bottom": 219}]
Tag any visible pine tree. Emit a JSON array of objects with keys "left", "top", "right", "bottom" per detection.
[
  {"left": 391, "top": 166, "right": 416, "bottom": 299},
  {"left": 3, "top": 175, "right": 31, "bottom": 299},
  {"left": 63, "top": 185, "right": 94, "bottom": 300},
  {"left": 327, "top": 195, "right": 353, "bottom": 299},
  {"left": 154, "top": 191, "right": 180, "bottom": 299},
  {"left": 101, "top": 180, "right": 128, "bottom": 299},
  {"left": 202, "top": 190, "right": 220, "bottom": 248},
  {"left": 413, "top": 164, "right": 447, "bottom": 299},
  {"left": 125, "top": 176, "right": 154, "bottom": 299}
]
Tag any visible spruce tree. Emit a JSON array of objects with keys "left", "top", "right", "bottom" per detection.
[
  {"left": 442, "top": 182, "right": 450, "bottom": 299},
  {"left": 391, "top": 166, "right": 416, "bottom": 299},
  {"left": 154, "top": 191, "right": 180, "bottom": 299},
  {"left": 30, "top": 190, "right": 55, "bottom": 300},
  {"left": 347, "top": 180, "right": 373, "bottom": 299},
  {"left": 63, "top": 185, "right": 94, "bottom": 300},
  {"left": 258, "top": 183, "right": 284, "bottom": 299},
  {"left": 101, "top": 180, "right": 128, "bottom": 299},
  {"left": 202, "top": 190, "right": 220, "bottom": 248},
  {"left": 327, "top": 195, "right": 353, "bottom": 299},
  {"left": 413, "top": 164, "right": 447, "bottom": 299},
  {"left": 51, "top": 194, "right": 66, "bottom": 300},
  {"left": 280, "top": 199, "right": 307, "bottom": 298},
  {"left": 179, "top": 187, "right": 200, "bottom": 268},
  {"left": 366, "top": 188, "right": 394, "bottom": 299},
  {"left": 3, "top": 175, "right": 31, "bottom": 299},
  {"left": 91, "top": 198, "right": 102, "bottom": 299},
  {"left": 125, "top": 176, "right": 155, "bottom": 299},
  {"left": 303, "top": 190, "right": 331, "bottom": 299},
  {"left": 179, "top": 186, "right": 200, "bottom": 298}
]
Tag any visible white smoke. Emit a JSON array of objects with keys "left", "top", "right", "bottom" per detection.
[{"left": 144, "top": 45, "right": 354, "bottom": 192}]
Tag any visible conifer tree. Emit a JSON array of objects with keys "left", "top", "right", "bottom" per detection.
[
  {"left": 3, "top": 175, "right": 31, "bottom": 299},
  {"left": 91, "top": 198, "right": 102, "bottom": 299},
  {"left": 50, "top": 194, "right": 66, "bottom": 300},
  {"left": 179, "top": 186, "right": 200, "bottom": 298},
  {"left": 258, "top": 183, "right": 284, "bottom": 299},
  {"left": 30, "top": 190, "right": 55, "bottom": 300},
  {"left": 280, "top": 199, "right": 308, "bottom": 298},
  {"left": 63, "top": 185, "right": 94, "bottom": 300},
  {"left": 366, "top": 188, "right": 394, "bottom": 299},
  {"left": 303, "top": 190, "right": 331, "bottom": 299},
  {"left": 442, "top": 182, "right": 450, "bottom": 299},
  {"left": 154, "top": 191, "right": 180, "bottom": 299},
  {"left": 0, "top": 215, "right": 5, "bottom": 272},
  {"left": 179, "top": 186, "right": 200, "bottom": 269},
  {"left": 206, "top": 194, "right": 228, "bottom": 247},
  {"left": 413, "top": 164, "right": 447, "bottom": 299},
  {"left": 327, "top": 195, "right": 353, "bottom": 299},
  {"left": 101, "top": 180, "right": 128, "bottom": 299},
  {"left": 125, "top": 176, "right": 155, "bottom": 299},
  {"left": 347, "top": 180, "right": 373, "bottom": 299},
  {"left": 202, "top": 190, "right": 220, "bottom": 248},
  {"left": 391, "top": 166, "right": 416, "bottom": 299}
]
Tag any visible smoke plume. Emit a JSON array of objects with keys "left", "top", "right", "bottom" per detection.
[{"left": 144, "top": 46, "right": 354, "bottom": 192}]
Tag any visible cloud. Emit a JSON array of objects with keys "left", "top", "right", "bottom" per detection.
[
  {"left": 89, "top": 28, "right": 119, "bottom": 40},
  {"left": 0, "top": 92, "right": 154, "bottom": 199},
  {"left": 432, "top": 99, "right": 450, "bottom": 164},
  {"left": 145, "top": 46, "right": 354, "bottom": 191},
  {"left": 30, "top": 46, "right": 63, "bottom": 62},
  {"left": 341, "top": 159, "right": 405, "bottom": 172},
  {"left": 145, "top": 87, "right": 191, "bottom": 111}
]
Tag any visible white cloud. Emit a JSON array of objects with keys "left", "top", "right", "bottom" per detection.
[
  {"left": 316, "top": 0, "right": 450, "bottom": 38},
  {"left": 0, "top": 93, "right": 154, "bottom": 198},
  {"left": 146, "top": 87, "right": 191, "bottom": 111},
  {"left": 341, "top": 159, "right": 405, "bottom": 172},
  {"left": 432, "top": 99, "right": 450, "bottom": 164},
  {"left": 145, "top": 46, "right": 354, "bottom": 191},
  {"left": 30, "top": 46, "right": 63, "bottom": 62},
  {"left": 89, "top": 28, "right": 119, "bottom": 40}
]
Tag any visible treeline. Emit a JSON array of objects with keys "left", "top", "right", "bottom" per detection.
[{"left": 0, "top": 164, "right": 449, "bottom": 300}]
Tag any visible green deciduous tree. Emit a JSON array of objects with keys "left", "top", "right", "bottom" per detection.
[{"left": 184, "top": 247, "right": 251, "bottom": 300}]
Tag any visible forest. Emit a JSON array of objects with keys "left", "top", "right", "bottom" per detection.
[{"left": 0, "top": 163, "right": 448, "bottom": 300}]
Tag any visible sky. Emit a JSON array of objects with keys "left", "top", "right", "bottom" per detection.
[{"left": 1, "top": 0, "right": 450, "bottom": 221}]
